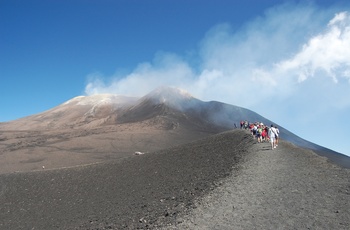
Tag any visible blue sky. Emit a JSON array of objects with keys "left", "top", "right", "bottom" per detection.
[{"left": 1, "top": 0, "right": 350, "bottom": 157}]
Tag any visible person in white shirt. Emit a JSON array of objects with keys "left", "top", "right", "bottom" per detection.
[
  {"left": 275, "top": 126, "right": 280, "bottom": 147},
  {"left": 268, "top": 124, "right": 277, "bottom": 150}
]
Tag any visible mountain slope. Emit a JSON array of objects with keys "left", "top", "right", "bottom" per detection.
[
  {"left": 0, "top": 130, "right": 255, "bottom": 229},
  {"left": 0, "top": 86, "right": 348, "bottom": 172},
  {"left": 0, "top": 94, "right": 138, "bottom": 130},
  {"left": 0, "top": 130, "right": 349, "bottom": 229}
]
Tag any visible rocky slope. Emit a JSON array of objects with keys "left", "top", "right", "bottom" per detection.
[
  {"left": 0, "top": 130, "right": 253, "bottom": 229},
  {"left": 0, "top": 130, "right": 349, "bottom": 229}
]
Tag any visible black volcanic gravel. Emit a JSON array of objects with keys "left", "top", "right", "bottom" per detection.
[{"left": 0, "top": 130, "right": 253, "bottom": 229}]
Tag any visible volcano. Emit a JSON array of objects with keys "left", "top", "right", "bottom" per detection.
[
  {"left": 0, "top": 86, "right": 348, "bottom": 173},
  {"left": 0, "top": 86, "right": 349, "bottom": 229}
]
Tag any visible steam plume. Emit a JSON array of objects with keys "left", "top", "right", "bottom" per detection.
[{"left": 84, "top": 3, "right": 350, "bottom": 155}]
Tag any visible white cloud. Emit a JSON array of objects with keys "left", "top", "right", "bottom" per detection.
[{"left": 275, "top": 11, "right": 350, "bottom": 84}]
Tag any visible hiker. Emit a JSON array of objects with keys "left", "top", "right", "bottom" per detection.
[
  {"left": 244, "top": 121, "right": 248, "bottom": 129},
  {"left": 252, "top": 124, "right": 257, "bottom": 138},
  {"left": 241, "top": 120, "right": 281, "bottom": 147},
  {"left": 261, "top": 127, "right": 267, "bottom": 142},
  {"left": 275, "top": 126, "right": 280, "bottom": 147},
  {"left": 268, "top": 124, "right": 277, "bottom": 149},
  {"left": 256, "top": 125, "right": 262, "bottom": 143}
]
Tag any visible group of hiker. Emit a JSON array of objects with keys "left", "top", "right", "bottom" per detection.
[{"left": 239, "top": 120, "right": 279, "bottom": 150}]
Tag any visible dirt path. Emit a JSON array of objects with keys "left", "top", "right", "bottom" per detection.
[{"left": 172, "top": 139, "right": 350, "bottom": 229}]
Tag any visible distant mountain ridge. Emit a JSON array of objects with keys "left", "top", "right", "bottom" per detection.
[{"left": 1, "top": 86, "right": 349, "bottom": 168}]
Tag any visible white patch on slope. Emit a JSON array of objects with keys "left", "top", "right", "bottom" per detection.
[{"left": 63, "top": 96, "right": 85, "bottom": 105}]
